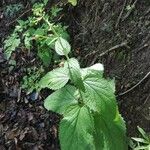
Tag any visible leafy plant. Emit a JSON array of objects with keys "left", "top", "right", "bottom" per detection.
[
  {"left": 4, "top": 32, "right": 20, "bottom": 59},
  {"left": 21, "top": 66, "right": 44, "bottom": 94},
  {"left": 4, "top": 3, "right": 24, "bottom": 18},
  {"left": 131, "top": 126, "right": 150, "bottom": 150},
  {"left": 39, "top": 34, "right": 127, "bottom": 149},
  {"left": 3, "top": 2, "right": 69, "bottom": 67}
]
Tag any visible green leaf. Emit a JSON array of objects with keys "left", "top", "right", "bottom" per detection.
[
  {"left": 51, "top": 6, "right": 62, "bottom": 17},
  {"left": 68, "top": 0, "right": 77, "bottom": 6},
  {"left": 38, "top": 46, "right": 52, "bottom": 67},
  {"left": 82, "top": 74, "right": 117, "bottom": 120},
  {"left": 94, "top": 113, "right": 127, "bottom": 150},
  {"left": 137, "top": 126, "right": 149, "bottom": 141},
  {"left": 24, "top": 35, "right": 32, "bottom": 49},
  {"left": 44, "top": 85, "right": 77, "bottom": 114},
  {"left": 55, "top": 37, "right": 71, "bottom": 56},
  {"left": 39, "top": 67, "right": 69, "bottom": 90},
  {"left": 46, "top": 36, "right": 57, "bottom": 48},
  {"left": 65, "top": 58, "right": 85, "bottom": 91},
  {"left": 34, "top": 28, "right": 45, "bottom": 36},
  {"left": 134, "top": 145, "right": 150, "bottom": 150},
  {"left": 4, "top": 33, "right": 20, "bottom": 59},
  {"left": 81, "top": 63, "right": 104, "bottom": 79},
  {"left": 131, "top": 138, "right": 149, "bottom": 144},
  {"left": 59, "top": 104, "right": 95, "bottom": 150}
]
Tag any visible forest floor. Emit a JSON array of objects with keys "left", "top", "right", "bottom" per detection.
[{"left": 0, "top": 0, "right": 150, "bottom": 149}]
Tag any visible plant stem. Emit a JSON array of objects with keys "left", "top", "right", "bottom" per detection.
[
  {"left": 43, "top": 17, "right": 69, "bottom": 59},
  {"left": 43, "top": 16, "right": 84, "bottom": 105}
]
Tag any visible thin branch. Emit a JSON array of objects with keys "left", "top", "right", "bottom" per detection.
[
  {"left": 85, "top": 41, "right": 129, "bottom": 59},
  {"left": 99, "top": 42, "right": 129, "bottom": 57},
  {"left": 118, "top": 71, "right": 150, "bottom": 96},
  {"left": 115, "top": 0, "right": 127, "bottom": 28},
  {"left": 89, "top": 42, "right": 129, "bottom": 65}
]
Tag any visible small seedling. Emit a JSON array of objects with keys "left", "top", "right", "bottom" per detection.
[{"left": 131, "top": 126, "right": 150, "bottom": 150}]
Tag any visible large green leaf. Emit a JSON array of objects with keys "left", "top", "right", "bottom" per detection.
[
  {"left": 65, "top": 58, "right": 85, "bottom": 91},
  {"left": 94, "top": 112, "right": 127, "bottom": 150},
  {"left": 82, "top": 74, "right": 117, "bottom": 120},
  {"left": 39, "top": 67, "right": 69, "bottom": 90},
  {"left": 59, "top": 104, "right": 95, "bottom": 150},
  {"left": 55, "top": 37, "right": 71, "bottom": 56},
  {"left": 44, "top": 85, "right": 78, "bottom": 114}
]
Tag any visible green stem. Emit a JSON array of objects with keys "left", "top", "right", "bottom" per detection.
[
  {"left": 43, "top": 17, "right": 69, "bottom": 59},
  {"left": 78, "top": 89, "right": 84, "bottom": 105},
  {"left": 43, "top": 17, "right": 84, "bottom": 105}
]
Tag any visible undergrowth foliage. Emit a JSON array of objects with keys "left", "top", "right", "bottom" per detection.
[
  {"left": 39, "top": 36, "right": 128, "bottom": 149},
  {"left": 4, "top": 2, "right": 69, "bottom": 67},
  {"left": 3, "top": 1, "right": 127, "bottom": 149}
]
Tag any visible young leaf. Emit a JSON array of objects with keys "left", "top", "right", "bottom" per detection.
[
  {"left": 59, "top": 104, "right": 95, "bottom": 150},
  {"left": 65, "top": 58, "right": 85, "bottom": 91},
  {"left": 131, "top": 138, "right": 149, "bottom": 144},
  {"left": 44, "top": 85, "right": 77, "bottom": 114},
  {"left": 68, "top": 0, "right": 77, "bottom": 6},
  {"left": 137, "top": 126, "right": 149, "bottom": 141},
  {"left": 39, "top": 67, "right": 69, "bottom": 90},
  {"left": 55, "top": 37, "right": 71, "bottom": 56},
  {"left": 82, "top": 74, "right": 117, "bottom": 120}
]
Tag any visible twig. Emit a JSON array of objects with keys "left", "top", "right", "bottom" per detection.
[
  {"left": 144, "top": 7, "right": 150, "bottom": 16},
  {"left": 85, "top": 41, "right": 129, "bottom": 59},
  {"left": 89, "top": 42, "right": 129, "bottom": 65},
  {"left": 118, "top": 71, "right": 150, "bottom": 96},
  {"left": 137, "top": 44, "right": 149, "bottom": 53},
  {"left": 99, "top": 42, "right": 129, "bottom": 57},
  {"left": 6, "top": 9, "right": 31, "bottom": 26},
  {"left": 115, "top": 0, "right": 127, "bottom": 28},
  {"left": 122, "top": 0, "right": 138, "bottom": 21}
]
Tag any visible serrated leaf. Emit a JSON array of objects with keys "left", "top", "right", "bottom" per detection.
[
  {"left": 38, "top": 47, "right": 52, "bottom": 67},
  {"left": 59, "top": 104, "right": 95, "bottom": 150},
  {"left": 65, "top": 58, "right": 85, "bottom": 91},
  {"left": 68, "top": 0, "right": 77, "bottom": 6},
  {"left": 82, "top": 74, "right": 116, "bottom": 120},
  {"left": 4, "top": 34, "right": 20, "bottom": 59},
  {"left": 39, "top": 67, "right": 69, "bottom": 90},
  {"left": 44, "top": 85, "right": 77, "bottom": 114},
  {"left": 94, "top": 113, "right": 127, "bottom": 150},
  {"left": 55, "top": 37, "right": 71, "bottom": 56}
]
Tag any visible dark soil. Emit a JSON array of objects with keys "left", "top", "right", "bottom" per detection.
[{"left": 0, "top": 0, "right": 150, "bottom": 149}]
